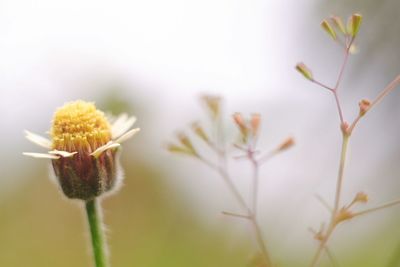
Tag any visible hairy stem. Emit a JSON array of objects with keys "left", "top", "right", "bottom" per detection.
[{"left": 85, "top": 199, "right": 109, "bottom": 267}]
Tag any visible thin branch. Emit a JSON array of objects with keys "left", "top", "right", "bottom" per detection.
[
  {"left": 315, "top": 194, "right": 333, "bottom": 212},
  {"left": 333, "top": 91, "right": 345, "bottom": 125},
  {"left": 349, "top": 74, "right": 400, "bottom": 133},
  {"left": 249, "top": 154, "right": 260, "bottom": 218},
  {"left": 332, "top": 134, "right": 350, "bottom": 216},
  {"left": 250, "top": 218, "right": 272, "bottom": 267},
  {"left": 258, "top": 150, "right": 279, "bottom": 165},
  {"left": 334, "top": 46, "right": 351, "bottom": 91},
  {"left": 198, "top": 155, "right": 249, "bottom": 212},
  {"left": 370, "top": 74, "right": 400, "bottom": 108},
  {"left": 310, "top": 134, "right": 350, "bottom": 267},
  {"left": 352, "top": 198, "right": 400, "bottom": 218},
  {"left": 325, "top": 246, "right": 340, "bottom": 267},
  {"left": 312, "top": 80, "right": 334, "bottom": 92},
  {"left": 222, "top": 211, "right": 251, "bottom": 219},
  {"left": 310, "top": 225, "right": 335, "bottom": 267}
]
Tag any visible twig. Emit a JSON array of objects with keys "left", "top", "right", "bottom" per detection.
[
  {"left": 222, "top": 211, "right": 251, "bottom": 219},
  {"left": 315, "top": 194, "right": 333, "bottom": 213},
  {"left": 349, "top": 74, "right": 400, "bottom": 133},
  {"left": 352, "top": 198, "right": 400, "bottom": 218},
  {"left": 310, "top": 40, "right": 352, "bottom": 267}
]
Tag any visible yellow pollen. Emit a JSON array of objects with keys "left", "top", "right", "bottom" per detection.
[{"left": 50, "top": 100, "right": 111, "bottom": 153}]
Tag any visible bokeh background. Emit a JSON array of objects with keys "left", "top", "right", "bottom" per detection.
[{"left": 1, "top": 0, "right": 400, "bottom": 266}]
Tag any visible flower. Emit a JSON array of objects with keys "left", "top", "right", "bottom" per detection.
[{"left": 23, "top": 100, "right": 140, "bottom": 200}]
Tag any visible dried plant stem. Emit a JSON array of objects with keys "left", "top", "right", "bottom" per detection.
[
  {"left": 220, "top": 167, "right": 272, "bottom": 266},
  {"left": 199, "top": 155, "right": 273, "bottom": 267},
  {"left": 85, "top": 198, "right": 109, "bottom": 267},
  {"left": 352, "top": 198, "right": 400, "bottom": 218}
]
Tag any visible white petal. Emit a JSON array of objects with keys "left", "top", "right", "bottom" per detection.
[
  {"left": 90, "top": 141, "right": 120, "bottom": 158},
  {"left": 112, "top": 114, "right": 137, "bottom": 139},
  {"left": 48, "top": 150, "right": 77, "bottom": 158},
  {"left": 114, "top": 128, "right": 140, "bottom": 144},
  {"left": 24, "top": 130, "right": 52, "bottom": 149},
  {"left": 23, "top": 152, "right": 60, "bottom": 159}
]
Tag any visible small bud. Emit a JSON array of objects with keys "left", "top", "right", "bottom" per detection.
[
  {"left": 295, "top": 62, "right": 313, "bottom": 81},
  {"left": 277, "top": 137, "right": 295, "bottom": 151},
  {"left": 233, "top": 113, "right": 248, "bottom": 137},
  {"left": 250, "top": 113, "right": 261, "bottom": 137},
  {"left": 358, "top": 99, "right": 371, "bottom": 116},
  {"left": 313, "top": 231, "right": 325, "bottom": 242},
  {"left": 321, "top": 19, "right": 337, "bottom": 40},
  {"left": 191, "top": 122, "right": 209, "bottom": 142},
  {"left": 347, "top": 13, "right": 362, "bottom": 37},
  {"left": 201, "top": 95, "right": 222, "bottom": 119},
  {"left": 341, "top": 121, "right": 350, "bottom": 135},
  {"left": 354, "top": 191, "right": 369, "bottom": 203},
  {"left": 335, "top": 208, "right": 354, "bottom": 224},
  {"left": 177, "top": 132, "right": 196, "bottom": 154},
  {"left": 330, "top": 16, "right": 346, "bottom": 34},
  {"left": 166, "top": 143, "right": 195, "bottom": 156},
  {"left": 309, "top": 224, "right": 325, "bottom": 242}
]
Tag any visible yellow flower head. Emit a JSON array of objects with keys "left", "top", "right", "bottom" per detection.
[
  {"left": 23, "top": 100, "right": 140, "bottom": 200},
  {"left": 51, "top": 101, "right": 111, "bottom": 153}
]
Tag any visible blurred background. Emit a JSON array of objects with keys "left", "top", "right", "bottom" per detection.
[{"left": 1, "top": 0, "right": 400, "bottom": 266}]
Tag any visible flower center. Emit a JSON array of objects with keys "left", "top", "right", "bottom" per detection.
[{"left": 51, "top": 101, "right": 111, "bottom": 153}]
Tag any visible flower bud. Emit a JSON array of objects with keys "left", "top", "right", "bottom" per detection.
[
  {"left": 341, "top": 121, "right": 350, "bottom": 135},
  {"left": 201, "top": 95, "right": 222, "bottom": 119},
  {"left": 277, "top": 137, "right": 295, "bottom": 151},
  {"left": 347, "top": 13, "right": 362, "bottom": 37},
  {"left": 166, "top": 143, "right": 195, "bottom": 156},
  {"left": 52, "top": 149, "right": 118, "bottom": 200},
  {"left": 191, "top": 122, "right": 209, "bottom": 143},
  {"left": 250, "top": 113, "right": 261, "bottom": 137},
  {"left": 334, "top": 208, "right": 354, "bottom": 224},
  {"left": 295, "top": 62, "right": 313, "bottom": 81},
  {"left": 233, "top": 113, "right": 249, "bottom": 142},
  {"left": 50, "top": 101, "right": 119, "bottom": 200},
  {"left": 354, "top": 192, "right": 369, "bottom": 203},
  {"left": 331, "top": 16, "right": 346, "bottom": 34},
  {"left": 177, "top": 132, "right": 197, "bottom": 154},
  {"left": 358, "top": 99, "right": 371, "bottom": 116},
  {"left": 321, "top": 19, "right": 337, "bottom": 40}
]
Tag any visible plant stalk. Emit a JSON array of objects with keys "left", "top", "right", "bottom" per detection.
[
  {"left": 85, "top": 198, "right": 109, "bottom": 267},
  {"left": 310, "top": 134, "right": 350, "bottom": 267}
]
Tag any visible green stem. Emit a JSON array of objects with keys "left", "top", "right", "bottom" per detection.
[
  {"left": 85, "top": 198, "right": 109, "bottom": 267},
  {"left": 310, "top": 134, "right": 350, "bottom": 267},
  {"left": 333, "top": 134, "right": 350, "bottom": 216}
]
